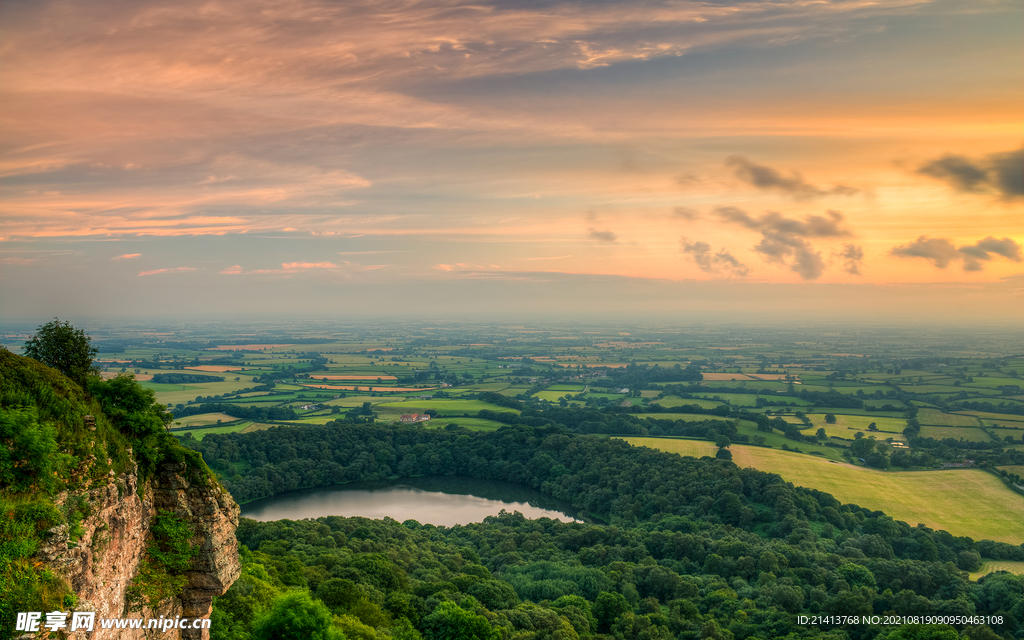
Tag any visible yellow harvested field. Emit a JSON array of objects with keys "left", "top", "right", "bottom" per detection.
[
  {"left": 969, "top": 560, "right": 1024, "bottom": 581},
  {"left": 186, "top": 365, "right": 245, "bottom": 372},
  {"left": 624, "top": 438, "right": 1024, "bottom": 544}
]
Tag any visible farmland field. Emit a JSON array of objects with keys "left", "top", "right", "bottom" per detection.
[
  {"left": 806, "top": 413, "right": 906, "bottom": 436},
  {"left": 918, "top": 425, "right": 992, "bottom": 442},
  {"left": 374, "top": 398, "right": 520, "bottom": 417},
  {"left": 653, "top": 396, "right": 723, "bottom": 409},
  {"left": 422, "top": 417, "right": 505, "bottom": 431},
  {"left": 624, "top": 438, "right": 1024, "bottom": 544},
  {"left": 171, "top": 412, "right": 241, "bottom": 427},
  {"left": 991, "top": 429, "right": 1024, "bottom": 442},
  {"left": 171, "top": 422, "right": 252, "bottom": 440},
  {"left": 917, "top": 409, "right": 981, "bottom": 426}
]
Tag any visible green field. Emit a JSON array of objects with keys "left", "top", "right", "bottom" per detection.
[
  {"left": 423, "top": 417, "right": 505, "bottom": 431},
  {"left": 806, "top": 413, "right": 906, "bottom": 437},
  {"left": 624, "top": 438, "right": 1024, "bottom": 545},
  {"left": 957, "top": 410, "right": 1024, "bottom": 424},
  {"left": 654, "top": 396, "right": 723, "bottom": 409},
  {"left": 918, "top": 425, "right": 992, "bottom": 442},
  {"left": 917, "top": 409, "right": 981, "bottom": 427},
  {"left": 640, "top": 413, "right": 726, "bottom": 423},
  {"left": 732, "top": 420, "right": 846, "bottom": 460},
  {"left": 535, "top": 390, "right": 577, "bottom": 401},
  {"left": 991, "top": 429, "right": 1024, "bottom": 443},
  {"left": 374, "top": 398, "right": 519, "bottom": 417}
]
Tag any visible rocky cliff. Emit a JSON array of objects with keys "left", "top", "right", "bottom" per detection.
[{"left": 36, "top": 458, "right": 240, "bottom": 640}]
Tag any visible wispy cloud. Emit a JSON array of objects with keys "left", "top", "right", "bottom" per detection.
[
  {"left": 138, "top": 266, "right": 196, "bottom": 276},
  {"left": 681, "top": 239, "right": 749, "bottom": 277},
  {"left": 726, "top": 156, "right": 858, "bottom": 200},
  {"left": 112, "top": 253, "right": 141, "bottom": 260},
  {"left": 588, "top": 229, "right": 617, "bottom": 243},
  {"left": 220, "top": 261, "right": 345, "bottom": 275}
]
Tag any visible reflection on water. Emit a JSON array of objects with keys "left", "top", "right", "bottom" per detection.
[{"left": 240, "top": 476, "right": 581, "bottom": 527}]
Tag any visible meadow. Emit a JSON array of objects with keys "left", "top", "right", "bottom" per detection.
[{"left": 623, "top": 437, "right": 1024, "bottom": 545}]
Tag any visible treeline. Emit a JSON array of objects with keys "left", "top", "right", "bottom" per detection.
[
  {"left": 600, "top": 363, "right": 704, "bottom": 390},
  {"left": 476, "top": 404, "right": 740, "bottom": 439},
  {"left": 211, "top": 514, "right": 1024, "bottom": 640},
  {"left": 189, "top": 423, "right": 1024, "bottom": 639},
  {"left": 151, "top": 373, "right": 225, "bottom": 384},
  {"left": 171, "top": 403, "right": 298, "bottom": 422}
]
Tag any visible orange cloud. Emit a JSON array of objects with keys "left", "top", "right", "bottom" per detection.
[{"left": 112, "top": 253, "right": 141, "bottom": 260}]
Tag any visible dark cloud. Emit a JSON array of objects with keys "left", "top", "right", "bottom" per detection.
[
  {"left": 890, "top": 236, "right": 958, "bottom": 268},
  {"left": 752, "top": 232, "right": 824, "bottom": 280},
  {"left": 725, "top": 156, "right": 858, "bottom": 200},
  {"left": 672, "top": 206, "right": 700, "bottom": 220},
  {"left": 681, "top": 240, "right": 714, "bottom": 270},
  {"left": 838, "top": 244, "right": 864, "bottom": 275},
  {"left": 890, "top": 235, "right": 1022, "bottom": 271},
  {"left": 588, "top": 229, "right": 617, "bottom": 243},
  {"left": 974, "top": 236, "right": 1023, "bottom": 261},
  {"left": 681, "top": 238, "right": 749, "bottom": 277},
  {"left": 917, "top": 147, "right": 1023, "bottom": 198},
  {"left": 990, "top": 149, "right": 1024, "bottom": 197},
  {"left": 713, "top": 206, "right": 852, "bottom": 280},
  {"left": 918, "top": 156, "right": 990, "bottom": 191}
]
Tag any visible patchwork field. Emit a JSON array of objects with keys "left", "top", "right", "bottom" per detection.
[{"left": 624, "top": 438, "right": 1024, "bottom": 544}]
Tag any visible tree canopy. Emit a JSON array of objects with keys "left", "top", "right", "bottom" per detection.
[{"left": 22, "top": 318, "right": 98, "bottom": 387}]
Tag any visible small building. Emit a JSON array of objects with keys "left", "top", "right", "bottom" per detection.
[{"left": 400, "top": 413, "right": 431, "bottom": 423}]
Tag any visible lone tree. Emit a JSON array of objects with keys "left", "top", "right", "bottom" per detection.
[
  {"left": 825, "top": 413, "right": 837, "bottom": 424},
  {"left": 23, "top": 318, "right": 98, "bottom": 387}
]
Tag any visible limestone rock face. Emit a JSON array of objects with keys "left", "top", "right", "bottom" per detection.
[{"left": 36, "top": 463, "right": 240, "bottom": 640}]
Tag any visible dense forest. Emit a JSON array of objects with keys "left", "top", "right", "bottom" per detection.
[{"left": 185, "top": 423, "right": 1024, "bottom": 640}]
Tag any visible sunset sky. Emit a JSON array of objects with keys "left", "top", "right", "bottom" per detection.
[{"left": 1, "top": 0, "right": 1021, "bottom": 322}]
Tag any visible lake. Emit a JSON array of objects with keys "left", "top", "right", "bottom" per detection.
[{"left": 239, "top": 476, "right": 582, "bottom": 526}]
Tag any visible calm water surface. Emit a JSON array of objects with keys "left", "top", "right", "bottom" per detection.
[{"left": 240, "top": 476, "right": 581, "bottom": 526}]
